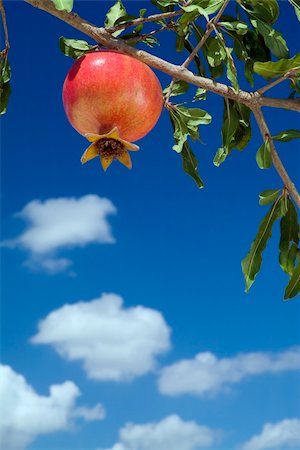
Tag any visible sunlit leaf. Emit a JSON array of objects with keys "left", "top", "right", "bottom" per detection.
[
  {"left": 163, "top": 80, "right": 189, "bottom": 97},
  {"left": 52, "top": 0, "right": 73, "bottom": 12},
  {"left": 242, "top": 195, "right": 285, "bottom": 292},
  {"left": 259, "top": 189, "right": 281, "bottom": 206},
  {"left": 59, "top": 37, "right": 95, "bottom": 59},
  {"left": 254, "top": 54, "right": 300, "bottom": 79},
  {"left": 251, "top": 19, "right": 289, "bottom": 59},
  {"left": 256, "top": 140, "right": 272, "bottom": 169},
  {"left": 219, "top": 21, "right": 248, "bottom": 35},
  {"left": 272, "top": 129, "right": 300, "bottom": 142},
  {"left": 105, "top": 0, "right": 128, "bottom": 36}
]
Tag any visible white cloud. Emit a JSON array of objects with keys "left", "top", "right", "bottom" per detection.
[
  {"left": 0, "top": 364, "right": 105, "bottom": 450},
  {"left": 2, "top": 195, "right": 116, "bottom": 273},
  {"left": 241, "top": 418, "right": 300, "bottom": 450},
  {"left": 100, "top": 414, "right": 221, "bottom": 450},
  {"left": 31, "top": 293, "right": 171, "bottom": 381},
  {"left": 158, "top": 347, "right": 300, "bottom": 396}
]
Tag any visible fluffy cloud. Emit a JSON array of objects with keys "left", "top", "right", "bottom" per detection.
[
  {"left": 2, "top": 195, "right": 116, "bottom": 273},
  {"left": 158, "top": 347, "right": 300, "bottom": 396},
  {"left": 100, "top": 414, "right": 220, "bottom": 450},
  {"left": 241, "top": 418, "right": 300, "bottom": 450},
  {"left": 31, "top": 293, "right": 171, "bottom": 381},
  {"left": 0, "top": 364, "right": 105, "bottom": 450}
]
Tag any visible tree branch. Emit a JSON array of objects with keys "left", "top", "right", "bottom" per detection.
[
  {"left": 164, "top": 0, "right": 230, "bottom": 103},
  {"left": 257, "top": 68, "right": 300, "bottom": 95},
  {"left": 24, "top": 0, "right": 300, "bottom": 113},
  {"left": 252, "top": 107, "right": 300, "bottom": 209},
  {"left": 0, "top": 0, "right": 9, "bottom": 50},
  {"left": 106, "top": 9, "right": 183, "bottom": 33}
]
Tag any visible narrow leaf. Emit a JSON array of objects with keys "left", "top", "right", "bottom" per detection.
[
  {"left": 237, "top": 0, "right": 279, "bottom": 24},
  {"left": 272, "top": 129, "right": 300, "bottom": 142},
  {"left": 259, "top": 189, "right": 281, "bottom": 206},
  {"left": 284, "top": 260, "right": 300, "bottom": 299},
  {"left": 256, "top": 140, "right": 272, "bottom": 169},
  {"left": 242, "top": 195, "right": 285, "bottom": 292},
  {"left": 59, "top": 37, "right": 95, "bottom": 59},
  {"left": 52, "top": 0, "right": 73, "bottom": 12},
  {"left": 288, "top": 0, "right": 300, "bottom": 21},
  {"left": 279, "top": 198, "right": 299, "bottom": 276},
  {"left": 0, "top": 81, "right": 10, "bottom": 115},
  {"left": 213, "top": 147, "right": 228, "bottom": 167},
  {"left": 181, "top": 142, "right": 204, "bottom": 189},
  {"left": 251, "top": 19, "right": 289, "bottom": 59},
  {"left": 254, "top": 54, "right": 300, "bottom": 79}
]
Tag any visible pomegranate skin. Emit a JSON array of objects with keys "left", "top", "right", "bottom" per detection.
[{"left": 62, "top": 51, "right": 163, "bottom": 142}]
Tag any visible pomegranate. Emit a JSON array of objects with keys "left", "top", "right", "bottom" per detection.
[{"left": 62, "top": 51, "right": 163, "bottom": 170}]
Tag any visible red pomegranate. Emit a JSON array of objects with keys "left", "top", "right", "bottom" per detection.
[{"left": 62, "top": 51, "right": 163, "bottom": 170}]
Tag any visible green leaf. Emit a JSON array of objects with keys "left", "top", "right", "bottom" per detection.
[
  {"left": 206, "top": 38, "right": 227, "bottom": 67},
  {"left": 284, "top": 259, "right": 300, "bottom": 299},
  {"left": 163, "top": 80, "right": 189, "bottom": 97},
  {"left": 256, "top": 140, "right": 272, "bottom": 169},
  {"left": 254, "top": 54, "right": 300, "bottom": 79},
  {"left": 181, "top": 142, "right": 204, "bottom": 188},
  {"left": 0, "top": 59, "right": 11, "bottom": 83},
  {"left": 279, "top": 198, "right": 299, "bottom": 276},
  {"left": 105, "top": 0, "right": 128, "bottom": 36},
  {"left": 0, "top": 81, "right": 10, "bottom": 115},
  {"left": 52, "top": 0, "right": 73, "bottom": 12},
  {"left": 259, "top": 189, "right": 281, "bottom": 206},
  {"left": 226, "top": 51, "right": 239, "bottom": 91},
  {"left": 59, "top": 37, "right": 95, "bottom": 59},
  {"left": 242, "top": 195, "right": 285, "bottom": 292},
  {"left": 237, "top": 0, "right": 279, "bottom": 24},
  {"left": 272, "top": 129, "right": 300, "bottom": 142},
  {"left": 219, "top": 21, "right": 248, "bottom": 35},
  {"left": 213, "top": 147, "right": 228, "bottom": 166},
  {"left": 251, "top": 19, "right": 289, "bottom": 59},
  {"left": 194, "top": 87, "right": 207, "bottom": 101},
  {"left": 288, "top": 0, "right": 300, "bottom": 21}
]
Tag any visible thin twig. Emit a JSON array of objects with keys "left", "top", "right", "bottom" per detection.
[
  {"left": 24, "top": 0, "right": 300, "bottom": 113},
  {"left": 0, "top": 0, "right": 9, "bottom": 50},
  {"left": 252, "top": 107, "right": 300, "bottom": 209},
  {"left": 125, "top": 26, "right": 166, "bottom": 45},
  {"left": 164, "top": 0, "right": 230, "bottom": 103},
  {"left": 257, "top": 67, "right": 300, "bottom": 95},
  {"left": 106, "top": 9, "right": 183, "bottom": 33}
]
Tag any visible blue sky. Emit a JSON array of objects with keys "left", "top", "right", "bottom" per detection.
[{"left": 1, "top": 1, "right": 300, "bottom": 450}]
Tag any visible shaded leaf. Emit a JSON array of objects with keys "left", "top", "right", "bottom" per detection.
[
  {"left": 52, "top": 0, "right": 73, "bottom": 12},
  {"left": 242, "top": 195, "right": 285, "bottom": 292},
  {"left": 0, "top": 81, "right": 10, "bottom": 115},
  {"left": 206, "top": 38, "right": 227, "bottom": 67},
  {"left": 237, "top": 0, "right": 279, "bottom": 24},
  {"left": 219, "top": 20, "right": 248, "bottom": 35},
  {"left": 279, "top": 198, "right": 299, "bottom": 276},
  {"left": 284, "top": 260, "right": 300, "bottom": 299},
  {"left": 251, "top": 19, "right": 289, "bottom": 59},
  {"left": 256, "top": 140, "right": 272, "bottom": 169},
  {"left": 259, "top": 189, "right": 281, "bottom": 206},
  {"left": 254, "top": 54, "right": 300, "bottom": 79},
  {"left": 59, "top": 37, "right": 95, "bottom": 59},
  {"left": 194, "top": 87, "right": 207, "bottom": 101},
  {"left": 288, "top": 0, "right": 300, "bottom": 21},
  {"left": 163, "top": 80, "right": 189, "bottom": 97},
  {"left": 181, "top": 142, "right": 204, "bottom": 188},
  {"left": 272, "top": 129, "right": 300, "bottom": 142}
]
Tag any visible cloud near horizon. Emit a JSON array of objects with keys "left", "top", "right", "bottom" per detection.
[
  {"left": 2, "top": 195, "right": 116, "bottom": 273},
  {"left": 240, "top": 418, "right": 300, "bottom": 450},
  {"left": 31, "top": 293, "right": 171, "bottom": 381},
  {"left": 158, "top": 347, "right": 300, "bottom": 397},
  {"left": 0, "top": 364, "right": 105, "bottom": 450},
  {"left": 100, "top": 414, "right": 221, "bottom": 450}
]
